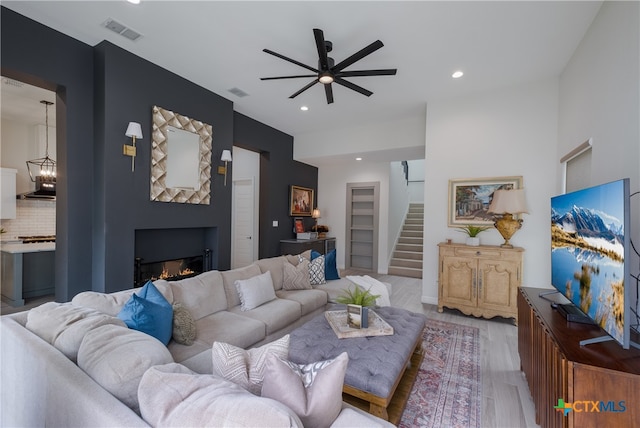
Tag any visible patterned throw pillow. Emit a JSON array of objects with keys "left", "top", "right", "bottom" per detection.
[
  {"left": 309, "top": 255, "right": 326, "bottom": 286},
  {"left": 211, "top": 335, "right": 290, "bottom": 395},
  {"left": 283, "top": 259, "right": 312, "bottom": 290},
  {"left": 172, "top": 302, "right": 196, "bottom": 345},
  {"left": 262, "top": 352, "right": 349, "bottom": 427}
]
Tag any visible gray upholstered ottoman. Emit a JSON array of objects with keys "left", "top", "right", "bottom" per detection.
[{"left": 288, "top": 306, "right": 426, "bottom": 421}]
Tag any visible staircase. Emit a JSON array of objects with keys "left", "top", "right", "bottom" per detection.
[{"left": 388, "top": 203, "right": 423, "bottom": 278}]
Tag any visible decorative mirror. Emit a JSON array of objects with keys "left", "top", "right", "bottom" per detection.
[{"left": 151, "top": 105, "right": 213, "bottom": 204}]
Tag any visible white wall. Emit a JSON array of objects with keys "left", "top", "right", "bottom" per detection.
[
  {"left": 557, "top": 1, "right": 640, "bottom": 307},
  {"left": 1, "top": 119, "right": 56, "bottom": 195},
  {"left": 387, "top": 161, "right": 411, "bottom": 262},
  {"left": 424, "top": 78, "right": 559, "bottom": 303},
  {"left": 407, "top": 159, "right": 425, "bottom": 203},
  {"left": 294, "top": 113, "right": 426, "bottom": 163},
  {"left": 317, "top": 161, "right": 390, "bottom": 273}
]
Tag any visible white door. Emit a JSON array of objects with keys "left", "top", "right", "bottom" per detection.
[{"left": 232, "top": 178, "right": 255, "bottom": 268}]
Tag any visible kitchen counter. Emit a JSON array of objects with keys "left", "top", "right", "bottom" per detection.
[
  {"left": 1, "top": 242, "right": 56, "bottom": 254},
  {"left": 1, "top": 242, "right": 55, "bottom": 307}
]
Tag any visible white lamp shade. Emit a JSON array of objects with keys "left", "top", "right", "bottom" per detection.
[
  {"left": 312, "top": 209, "right": 321, "bottom": 219},
  {"left": 488, "top": 189, "right": 529, "bottom": 214},
  {"left": 221, "top": 150, "right": 232, "bottom": 162},
  {"left": 125, "top": 122, "right": 143, "bottom": 139}
]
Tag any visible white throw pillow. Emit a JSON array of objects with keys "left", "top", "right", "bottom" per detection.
[
  {"left": 138, "top": 363, "right": 302, "bottom": 427},
  {"left": 211, "top": 334, "right": 290, "bottom": 395},
  {"left": 262, "top": 352, "right": 348, "bottom": 428},
  {"left": 234, "top": 271, "right": 276, "bottom": 311}
]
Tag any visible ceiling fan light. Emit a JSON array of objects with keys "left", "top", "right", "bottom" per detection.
[{"left": 319, "top": 73, "right": 334, "bottom": 84}]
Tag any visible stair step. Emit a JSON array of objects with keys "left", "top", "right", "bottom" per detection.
[
  {"left": 398, "top": 237, "right": 423, "bottom": 245},
  {"left": 387, "top": 266, "right": 423, "bottom": 279},
  {"left": 396, "top": 243, "right": 423, "bottom": 252},
  {"left": 393, "top": 250, "right": 423, "bottom": 260},
  {"left": 389, "top": 258, "right": 422, "bottom": 269},
  {"left": 400, "top": 230, "right": 423, "bottom": 238},
  {"left": 403, "top": 224, "right": 423, "bottom": 231}
]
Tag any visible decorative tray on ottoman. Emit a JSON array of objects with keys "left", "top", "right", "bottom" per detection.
[{"left": 325, "top": 309, "right": 394, "bottom": 339}]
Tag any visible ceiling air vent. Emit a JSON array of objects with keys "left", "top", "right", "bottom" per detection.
[
  {"left": 102, "top": 18, "right": 142, "bottom": 41},
  {"left": 228, "top": 87, "right": 249, "bottom": 98}
]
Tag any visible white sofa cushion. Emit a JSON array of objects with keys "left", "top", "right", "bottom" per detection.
[
  {"left": 221, "top": 263, "right": 262, "bottom": 308},
  {"left": 25, "top": 302, "right": 126, "bottom": 363},
  {"left": 161, "top": 270, "right": 227, "bottom": 320},
  {"left": 211, "top": 334, "right": 289, "bottom": 395},
  {"left": 254, "top": 256, "right": 288, "bottom": 291},
  {"left": 262, "top": 352, "right": 349, "bottom": 428},
  {"left": 71, "top": 281, "right": 173, "bottom": 316},
  {"left": 138, "top": 363, "right": 303, "bottom": 427},
  {"left": 235, "top": 271, "right": 277, "bottom": 311},
  {"left": 77, "top": 324, "right": 173, "bottom": 413}
]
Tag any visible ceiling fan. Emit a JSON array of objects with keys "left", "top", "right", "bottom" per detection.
[{"left": 260, "top": 28, "right": 397, "bottom": 104}]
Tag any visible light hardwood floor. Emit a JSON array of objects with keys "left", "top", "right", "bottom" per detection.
[{"left": 371, "top": 272, "right": 540, "bottom": 428}]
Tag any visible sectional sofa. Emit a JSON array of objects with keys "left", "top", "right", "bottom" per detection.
[{"left": 0, "top": 252, "right": 394, "bottom": 427}]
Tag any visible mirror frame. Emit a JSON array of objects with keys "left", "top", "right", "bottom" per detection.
[{"left": 151, "top": 105, "right": 213, "bottom": 204}]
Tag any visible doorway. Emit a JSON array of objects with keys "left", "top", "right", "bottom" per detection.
[{"left": 230, "top": 147, "right": 260, "bottom": 268}]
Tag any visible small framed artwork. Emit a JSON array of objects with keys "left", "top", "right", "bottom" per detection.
[
  {"left": 293, "top": 218, "right": 305, "bottom": 233},
  {"left": 448, "top": 176, "right": 523, "bottom": 227},
  {"left": 290, "top": 185, "right": 314, "bottom": 216}
]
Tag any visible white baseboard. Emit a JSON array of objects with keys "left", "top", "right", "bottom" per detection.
[{"left": 421, "top": 295, "right": 438, "bottom": 305}]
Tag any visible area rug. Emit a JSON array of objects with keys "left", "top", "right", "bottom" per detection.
[{"left": 398, "top": 318, "right": 481, "bottom": 428}]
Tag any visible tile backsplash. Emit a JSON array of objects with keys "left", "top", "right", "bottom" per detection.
[{"left": 1, "top": 199, "right": 56, "bottom": 239}]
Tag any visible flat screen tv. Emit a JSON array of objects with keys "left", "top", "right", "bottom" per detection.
[{"left": 550, "top": 178, "right": 638, "bottom": 349}]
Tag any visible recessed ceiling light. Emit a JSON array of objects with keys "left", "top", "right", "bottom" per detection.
[
  {"left": 452, "top": 70, "right": 464, "bottom": 79},
  {"left": 355, "top": 157, "right": 362, "bottom": 161},
  {"left": 126, "top": 0, "right": 141, "bottom": 4},
  {"left": 300, "top": 106, "right": 309, "bottom": 111}
]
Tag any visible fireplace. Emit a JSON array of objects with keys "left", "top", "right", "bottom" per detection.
[{"left": 134, "top": 249, "right": 211, "bottom": 287}]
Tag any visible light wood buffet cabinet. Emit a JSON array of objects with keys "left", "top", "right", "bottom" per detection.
[{"left": 437, "top": 243, "right": 523, "bottom": 323}]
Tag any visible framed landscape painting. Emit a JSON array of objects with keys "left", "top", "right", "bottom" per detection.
[
  {"left": 448, "top": 176, "right": 523, "bottom": 227},
  {"left": 290, "top": 185, "right": 314, "bottom": 216}
]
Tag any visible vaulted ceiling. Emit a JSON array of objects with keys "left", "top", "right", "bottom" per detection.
[{"left": 2, "top": 1, "right": 602, "bottom": 140}]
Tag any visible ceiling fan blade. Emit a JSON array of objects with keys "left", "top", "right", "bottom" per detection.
[
  {"left": 324, "top": 84, "right": 334, "bottom": 104},
  {"left": 334, "top": 77, "right": 373, "bottom": 97},
  {"left": 260, "top": 75, "right": 318, "bottom": 81},
  {"left": 337, "top": 69, "right": 397, "bottom": 77},
  {"left": 314, "top": 28, "right": 330, "bottom": 71},
  {"left": 289, "top": 80, "right": 319, "bottom": 99},
  {"left": 263, "top": 49, "right": 318, "bottom": 73},
  {"left": 332, "top": 40, "right": 384, "bottom": 72}
]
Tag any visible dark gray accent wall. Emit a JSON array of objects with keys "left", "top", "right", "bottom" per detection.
[
  {"left": 2, "top": 7, "right": 317, "bottom": 300},
  {"left": 93, "top": 41, "right": 234, "bottom": 292},
  {"left": 1, "top": 7, "right": 94, "bottom": 302},
  {"left": 234, "top": 112, "right": 318, "bottom": 258}
]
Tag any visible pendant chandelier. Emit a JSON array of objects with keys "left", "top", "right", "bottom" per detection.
[{"left": 26, "top": 100, "right": 56, "bottom": 183}]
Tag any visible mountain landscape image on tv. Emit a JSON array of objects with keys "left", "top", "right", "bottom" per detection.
[{"left": 551, "top": 179, "right": 629, "bottom": 346}]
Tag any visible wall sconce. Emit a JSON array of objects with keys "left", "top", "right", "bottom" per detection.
[
  {"left": 218, "top": 149, "right": 232, "bottom": 186},
  {"left": 124, "top": 122, "right": 143, "bottom": 172},
  {"left": 487, "top": 188, "right": 529, "bottom": 248}
]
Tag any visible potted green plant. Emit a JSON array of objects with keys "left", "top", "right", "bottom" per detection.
[
  {"left": 335, "top": 286, "right": 380, "bottom": 307},
  {"left": 455, "top": 224, "right": 491, "bottom": 246}
]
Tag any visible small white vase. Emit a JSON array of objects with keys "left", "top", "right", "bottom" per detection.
[{"left": 466, "top": 237, "right": 480, "bottom": 246}]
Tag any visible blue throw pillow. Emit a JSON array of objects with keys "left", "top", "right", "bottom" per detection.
[
  {"left": 311, "top": 249, "right": 340, "bottom": 280},
  {"left": 324, "top": 249, "right": 340, "bottom": 280},
  {"left": 117, "top": 281, "right": 173, "bottom": 345}
]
